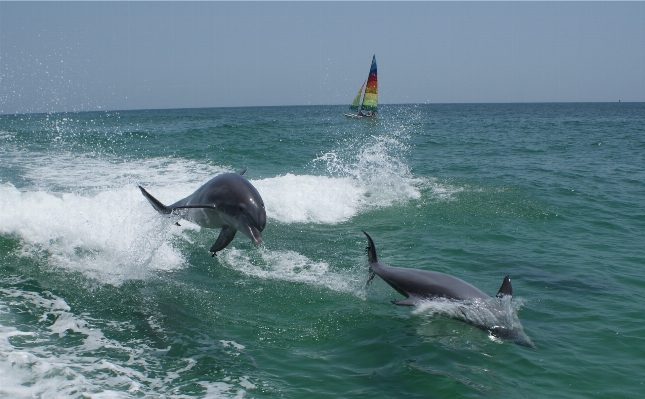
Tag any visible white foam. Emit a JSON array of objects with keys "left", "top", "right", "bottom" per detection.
[
  {"left": 0, "top": 182, "right": 188, "bottom": 286},
  {"left": 253, "top": 174, "right": 363, "bottom": 224},
  {"left": 0, "top": 132, "right": 456, "bottom": 286},
  {"left": 0, "top": 284, "right": 251, "bottom": 398},
  {"left": 250, "top": 134, "right": 425, "bottom": 225},
  {"left": 238, "top": 376, "right": 256, "bottom": 390},
  {"left": 220, "top": 340, "right": 245, "bottom": 351},
  {"left": 220, "top": 248, "right": 364, "bottom": 297},
  {"left": 13, "top": 151, "right": 230, "bottom": 193},
  {"left": 423, "top": 177, "right": 465, "bottom": 201},
  {"left": 412, "top": 297, "right": 532, "bottom": 345},
  {"left": 0, "top": 143, "right": 425, "bottom": 286},
  {"left": 3, "top": 144, "right": 425, "bottom": 225},
  {"left": 312, "top": 133, "right": 423, "bottom": 211},
  {"left": 1, "top": 146, "right": 228, "bottom": 284}
]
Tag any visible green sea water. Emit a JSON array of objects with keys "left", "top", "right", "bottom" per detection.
[{"left": 1, "top": 103, "right": 644, "bottom": 398}]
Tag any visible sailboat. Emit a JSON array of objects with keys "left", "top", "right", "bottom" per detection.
[{"left": 344, "top": 55, "right": 377, "bottom": 118}]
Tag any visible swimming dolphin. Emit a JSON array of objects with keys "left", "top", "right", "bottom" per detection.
[
  {"left": 363, "top": 231, "right": 534, "bottom": 347},
  {"left": 139, "top": 169, "right": 266, "bottom": 256}
]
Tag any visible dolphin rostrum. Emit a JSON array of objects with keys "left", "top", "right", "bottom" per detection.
[
  {"left": 363, "top": 231, "right": 534, "bottom": 347},
  {"left": 139, "top": 169, "right": 266, "bottom": 256}
]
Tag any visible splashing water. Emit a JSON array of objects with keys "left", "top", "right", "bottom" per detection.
[{"left": 413, "top": 297, "right": 535, "bottom": 347}]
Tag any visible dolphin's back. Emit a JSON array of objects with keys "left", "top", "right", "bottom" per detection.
[
  {"left": 179, "top": 173, "right": 261, "bottom": 208},
  {"left": 165, "top": 173, "right": 262, "bottom": 229},
  {"left": 362, "top": 231, "right": 489, "bottom": 302},
  {"left": 377, "top": 265, "right": 490, "bottom": 302}
]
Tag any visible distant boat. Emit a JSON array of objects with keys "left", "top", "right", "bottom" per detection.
[{"left": 344, "top": 55, "right": 377, "bottom": 118}]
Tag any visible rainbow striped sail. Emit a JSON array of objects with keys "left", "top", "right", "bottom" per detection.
[
  {"left": 349, "top": 80, "right": 366, "bottom": 112},
  {"left": 362, "top": 55, "right": 378, "bottom": 112},
  {"left": 347, "top": 55, "right": 378, "bottom": 116}
]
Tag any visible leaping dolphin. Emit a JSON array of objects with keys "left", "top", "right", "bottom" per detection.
[
  {"left": 362, "top": 231, "right": 534, "bottom": 347},
  {"left": 139, "top": 169, "right": 266, "bottom": 256}
]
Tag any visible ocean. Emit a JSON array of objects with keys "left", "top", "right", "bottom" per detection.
[{"left": 0, "top": 103, "right": 643, "bottom": 398}]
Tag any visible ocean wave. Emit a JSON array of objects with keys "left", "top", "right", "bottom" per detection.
[
  {"left": 1, "top": 130, "right": 443, "bottom": 286},
  {"left": 7, "top": 151, "right": 230, "bottom": 192},
  {"left": 0, "top": 183, "right": 188, "bottom": 286}
]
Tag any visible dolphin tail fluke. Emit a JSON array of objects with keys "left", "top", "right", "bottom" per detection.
[
  {"left": 139, "top": 186, "right": 171, "bottom": 214},
  {"left": 362, "top": 231, "right": 379, "bottom": 285},
  {"left": 362, "top": 231, "right": 378, "bottom": 263},
  {"left": 366, "top": 271, "right": 377, "bottom": 286},
  {"left": 496, "top": 275, "right": 513, "bottom": 299}
]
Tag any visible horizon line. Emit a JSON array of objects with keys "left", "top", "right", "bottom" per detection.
[{"left": 1, "top": 101, "right": 641, "bottom": 117}]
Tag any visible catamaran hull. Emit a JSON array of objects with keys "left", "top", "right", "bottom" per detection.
[{"left": 344, "top": 113, "right": 376, "bottom": 119}]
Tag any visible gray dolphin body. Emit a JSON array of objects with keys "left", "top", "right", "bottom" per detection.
[
  {"left": 139, "top": 169, "right": 266, "bottom": 256},
  {"left": 363, "top": 231, "right": 534, "bottom": 347}
]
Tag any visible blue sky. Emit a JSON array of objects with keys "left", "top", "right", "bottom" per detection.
[{"left": 1, "top": 2, "right": 644, "bottom": 114}]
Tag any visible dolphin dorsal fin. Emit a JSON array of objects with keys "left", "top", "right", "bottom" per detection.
[
  {"left": 238, "top": 168, "right": 248, "bottom": 176},
  {"left": 496, "top": 275, "right": 513, "bottom": 298}
]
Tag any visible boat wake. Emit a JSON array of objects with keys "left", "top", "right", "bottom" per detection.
[{"left": 0, "top": 278, "right": 253, "bottom": 398}]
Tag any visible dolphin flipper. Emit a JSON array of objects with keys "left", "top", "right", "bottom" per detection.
[
  {"left": 496, "top": 275, "right": 513, "bottom": 298},
  {"left": 392, "top": 297, "right": 418, "bottom": 306},
  {"left": 210, "top": 227, "right": 238, "bottom": 256}
]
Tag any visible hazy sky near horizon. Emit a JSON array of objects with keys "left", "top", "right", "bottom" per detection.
[{"left": 1, "top": 2, "right": 644, "bottom": 114}]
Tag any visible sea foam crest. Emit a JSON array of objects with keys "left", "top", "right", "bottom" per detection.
[
  {"left": 252, "top": 133, "right": 422, "bottom": 225},
  {"left": 16, "top": 152, "right": 230, "bottom": 193},
  {"left": 0, "top": 182, "right": 188, "bottom": 286},
  {"left": 314, "top": 133, "right": 422, "bottom": 208},
  {"left": 252, "top": 174, "right": 362, "bottom": 224},
  {"left": 1, "top": 132, "right": 421, "bottom": 284}
]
